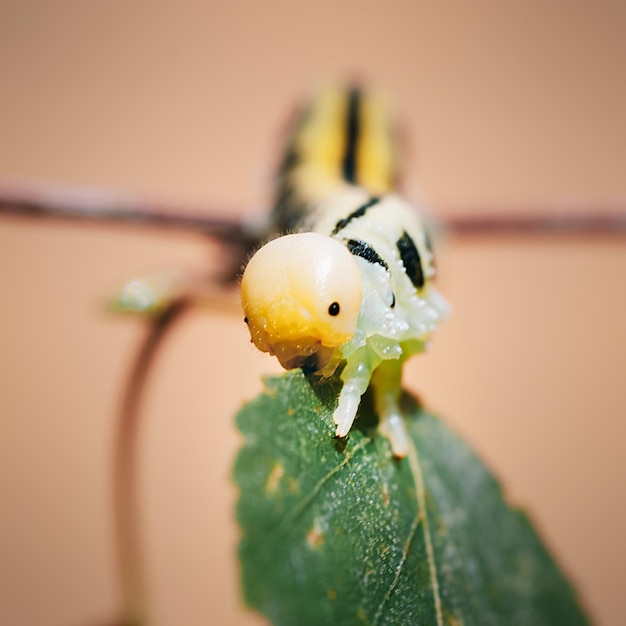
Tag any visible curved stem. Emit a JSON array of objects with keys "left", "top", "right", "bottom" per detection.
[{"left": 113, "top": 301, "right": 189, "bottom": 626}]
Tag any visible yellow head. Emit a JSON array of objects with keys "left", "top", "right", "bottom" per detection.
[{"left": 241, "top": 232, "right": 362, "bottom": 371}]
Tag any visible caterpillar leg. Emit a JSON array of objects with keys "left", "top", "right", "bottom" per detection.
[
  {"left": 333, "top": 353, "right": 375, "bottom": 438},
  {"left": 371, "top": 360, "right": 409, "bottom": 458}
]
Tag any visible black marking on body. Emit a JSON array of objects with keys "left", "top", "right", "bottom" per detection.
[
  {"left": 341, "top": 88, "right": 361, "bottom": 184},
  {"left": 423, "top": 228, "right": 436, "bottom": 272},
  {"left": 346, "top": 239, "right": 388, "bottom": 270},
  {"left": 271, "top": 105, "right": 312, "bottom": 233},
  {"left": 331, "top": 196, "right": 380, "bottom": 236},
  {"left": 276, "top": 105, "right": 310, "bottom": 177},
  {"left": 396, "top": 231, "right": 425, "bottom": 289},
  {"left": 273, "top": 184, "right": 307, "bottom": 233}
]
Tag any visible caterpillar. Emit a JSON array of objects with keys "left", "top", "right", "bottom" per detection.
[{"left": 241, "top": 86, "right": 448, "bottom": 458}]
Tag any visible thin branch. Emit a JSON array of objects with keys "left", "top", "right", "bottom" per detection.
[
  {"left": 445, "top": 211, "right": 626, "bottom": 237},
  {"left": 114, "top": 300, "right": 190, "bottom": 626},
  {"left": 0, "top": 182, "right": 262, "bottom": 245},
  {"left": 1, "top": 181, "right": 625, "bottom": 238}
]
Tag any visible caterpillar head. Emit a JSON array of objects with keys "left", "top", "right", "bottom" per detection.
[{"left": 241, "top": 232, "right": 362, "bottom": 372}]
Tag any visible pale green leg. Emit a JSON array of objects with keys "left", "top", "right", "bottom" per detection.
[
  {"left": 333, "top": 350, "right": 377, "bottom": 438},
  {"left": 371, "top": 359, "right": 409, "bottom": 458}
]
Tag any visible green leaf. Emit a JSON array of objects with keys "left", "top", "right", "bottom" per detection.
[{"left": 234, "top": 370, "right": 590, "bottom": 626}]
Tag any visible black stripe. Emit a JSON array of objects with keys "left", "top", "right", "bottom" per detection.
[
  {"left": 273, "top": 182, "right": 304, "bottom": 233},
  {"left": 271, "top": 106, "right": 310, "bottom": 232},
  {"left": 331, "top": 196, "right": 380, "bottom": 236},
  {"left": 424, "top": 228, "right": 436, "bottom": 271},
  {"left": 346, "top": 239, "right": 388, "bottom": 270},
  {"left": 276, "top": 105, "right": 310, "bottom": 178},
  {"left": 341, "top": 87, "right": 361, "bottom": 184},
  {"left": 279, "top": 145, "right": 300, "bottom": 174},
  {"left": 396, "top": 231, "right": 424, "bottom": 289}
]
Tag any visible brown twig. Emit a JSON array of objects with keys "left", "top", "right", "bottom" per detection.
[
  {"left": 0, "top": 181, "right": 625, "bottom": 238},
  {"left": 0, "top": 182, "right": 261, "bottom": 245},
  {"left": 444, "top": 211, "right": 626, "bottom": 237},
  {"left": 114, "top": 300, "right": 190, "bottom": 626}
]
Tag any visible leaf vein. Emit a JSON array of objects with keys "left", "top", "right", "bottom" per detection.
[
  {"left": 280, "top": 437, "right": 371, "bottom": 526},
  {"left": 371, "top": 511, "right": 422, "bottom": 626},
  {"left": 408, "top": 434, "right": 444, "bottom": 626}
]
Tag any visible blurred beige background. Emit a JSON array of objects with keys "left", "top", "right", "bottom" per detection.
[{"left": 1, "top": 2, "right": 625, "bottom": 625}]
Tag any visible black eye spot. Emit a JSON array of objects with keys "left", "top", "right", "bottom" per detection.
[
  {"left": 243, "top": 316, "right": 248, "bottom": 324},
  {"left": 328, "top": 302, "right": 340, "bottom": 316}
]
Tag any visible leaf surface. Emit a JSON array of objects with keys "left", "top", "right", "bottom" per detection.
[{"left": 234, "top": 371, "right": 590, "bottom": 626}]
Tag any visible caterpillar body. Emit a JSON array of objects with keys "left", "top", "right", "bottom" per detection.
[{"left": 241, "top": 86, "right": 448, "bottom": 458}]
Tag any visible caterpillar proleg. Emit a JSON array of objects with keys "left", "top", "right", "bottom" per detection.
[{"left": 241, "top": 86, "right": 448, "bottom": 457}]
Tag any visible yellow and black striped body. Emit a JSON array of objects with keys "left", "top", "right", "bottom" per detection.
[
  {"left": 242, "top": 86, "right": 447, "bottom": 457},
  {"left": 272, "top": 86, "right": 399, "bottom": 232}
]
